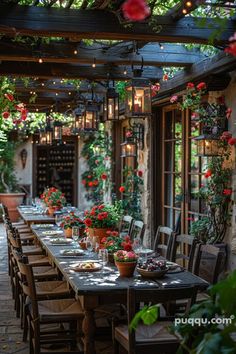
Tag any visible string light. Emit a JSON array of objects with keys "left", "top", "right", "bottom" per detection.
[
  {"left": 123, "top": 67, "right": 127, "bottom": 75},
  {"left": 92, "top": 58, "right": 96, "bottom": 68},
  {"left": 55, "top": 92, "right": 58, "bottom": 96},
  {"left": 182, "top": 8, "right": 187, "bottom": 14},
  {"left": 67, "top": 104, "right": 71, "bottom": 108},
  {"left": 159, "top": 43, "right": 164, "bottom": 50},
  {"left": 38, "top": 58, "right": 43, "bottom": 64},
  {"left": 36, "top": 108, "right": 39, "bottom": 112},
  {"left": 186, "top": 1, "right": 192, "bottom": 7},
  {"left": 41, "top": 83, "right": 45, "bottom": 86},
  {"left": 53, "top": 81, "right": 56, "bottom": 85},
  {"left": 74, "top": 49, "right": 78, "bottom": 55}
]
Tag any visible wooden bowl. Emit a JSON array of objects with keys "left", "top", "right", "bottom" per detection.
[{"left": 137, "top": 267, "right": 169, "bottom": 279}]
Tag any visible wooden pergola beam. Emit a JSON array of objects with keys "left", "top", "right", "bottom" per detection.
[
  {"left": 155, "top": 52, "right": 236, "bottom": 100},
  {"left": 0, "top": 40, "right": 204, "bottom": 67},
  {"left": 0, "top": 61, "right": 163, "bottom": 80},
  {"left": 0, "top": 5, "right": 234, "bottom": 45}
]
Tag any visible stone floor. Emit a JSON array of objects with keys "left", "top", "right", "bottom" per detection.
[
  {"left": 0, "top": 224, "right": 115, "bottom": 354},
  {"left": 0, "top": 224, "right": 29, "bottom": 354}
]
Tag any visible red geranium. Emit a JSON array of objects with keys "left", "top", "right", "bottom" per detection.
[
  {"left": 223, "top": 189, "right": 232, "bottom": 196},
  {"left": 82, "top": 179, "right": 86, "bottom": 185},
  {"left": 204, "top": 170, "right": 212, "bottom": 178},
  {"left": 187, "top": 82, "right": 195, "bottom": 89},
  {"left": 88, "top": 181, "right": 94, "bottom": 187},
  {"left": 221, "top": 131, "right": 232, "bottom": 141},
  {"left": 228, "top": 137, "right": 236, "bottom": 145},
  {"left": 93, "top": 180, "right": 99, "bottom": 186},
  {"left": 122, "top": 0, "right": 151, "bottom": 21},
  {"left": 2, "top": 111, "right": 10, "bottom": 119},
  {"left": 84, "top": 218, "right": 92, "bottom": 227},
  {"left": 226, "top": 108, "right": 232, "bottom": 119},
  {"left": 196, "top": 82, "right": 206, "bottom": 91},
  {"left": 137, "top": 170, "right": 143, "bottom": 177},
  {"left": 4, "top": 93, "right": 14, "bottom": 101},
  {"left": 101, "top": 173, "right": 107, "bottom": 180},
  {"left": 119, "top": 186, "right": 125, "bottom": 193},
  {"left": 170, "top": 95, "right": 178, "bottom": 103}
]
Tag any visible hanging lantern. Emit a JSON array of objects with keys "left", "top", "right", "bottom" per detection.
[
  {"left": 53, "top": 121, "right": 63, "bottom": 142},
  {"left": 125, "top": 66, "right": 151, "bottom": 117},
  {"left": 45, "top": 125, "right": 53, "bottom": 145},
  {"left": 121, "top": 130, "right": 137, "bottom": 158},
  {"left": 39, "top": 129, "right": 47, "bottom": 145},
  {"left": 104, "top": 87, "right": 119, "bottom": 121},
  {"left": 72, "top": 106, "right": 84, "bottom": 134},
  {"left": 83, "top": 101, "right": 99, "bottom": 131},
  {"left": 195, "top": 127, "right": 221, "bottom": 156}
]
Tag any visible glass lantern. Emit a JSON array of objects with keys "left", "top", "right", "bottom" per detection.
[
  {"left": 83, "top": 102, "right": 99, "bottom": 131},
  {"left": 104, "top": 87, "right": 119, "bottom": 121},
  {"left": 121, "top": 138, "right": 137, "bottom": 158},
  {"left": 195, "top": 134, "right": 221, "bottom": 156},
  {"left": 39, "top": 129, "right": 47, "bottom": 145},
  {"left": 53, "top": 121, "right": 63, "bottom": 142},
  {"left": 73, "top": 107, "right": 84, "bottom": 134},
  {"left": 126, "top": 77, "right": 152, "bottom": 117}
]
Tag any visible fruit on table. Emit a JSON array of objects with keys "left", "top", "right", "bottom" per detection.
[{"left": 137, "top": 258, "right": 167, "bottom": 271}]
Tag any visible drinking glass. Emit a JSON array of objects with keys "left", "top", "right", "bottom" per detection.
[
  {"left": 85, "top": 237, "right": 93, "bottom": 255},
  {"left": 55, "top": 214, "right": 63, "bottom": 228},
  {"left": 72, "top": 226, "right": 80, "bottom": 243},
  {"left": 98, "top": 249, "right": 108, "bottom": 272},
  {"left": 132, "top": 238, "right": 141, "bottom": 253}
]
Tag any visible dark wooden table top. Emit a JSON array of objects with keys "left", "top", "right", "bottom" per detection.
[
  {"left": 31, "top": 225, "right": 209, "bottom": 295},
  {"left": 18, "top": 206, "right": 55, "bottom": 224}
]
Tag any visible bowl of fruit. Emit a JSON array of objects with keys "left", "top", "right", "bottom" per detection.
[{"left": 137, "top": 259, "right": 169, "bottom": 279}]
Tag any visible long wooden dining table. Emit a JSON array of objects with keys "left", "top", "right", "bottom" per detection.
[
  {"left": 30, "top": 223, "right": 209, "bottom": 354},
  {"left": 17, "top": 206, "right": 55, "bottom": 225}
]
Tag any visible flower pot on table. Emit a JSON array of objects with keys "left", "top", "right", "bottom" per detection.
[
  {"left": 115, "top": 261, "right": 137, "bottom": 277},
  {"left": 64, "top": 228, "right": 72, "bottom": 238},
  {"left": 87, "top": 228, "right": 109, "bottom": 243}
]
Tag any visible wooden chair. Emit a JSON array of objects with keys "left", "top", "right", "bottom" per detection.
[
  {"left": 153, "top": 226, "right": 174, "bottom": 260},
  {"left": 17, "top": 261, "right": 84, "bottom": 354},
  {"left": 2, "top": 204, "right": 31, "bottom": 231},
  {"left": 119, "top": 215, "right": 134, "bottom": 237},
  {"left": 170, "top": 234, "right": 200, "bottom": 273},
  {"left": 129, "top": 220, "right": 145, "bottom": 241},
  {"left": 113, "top": 286, "right": 198, "bottom": 354}
]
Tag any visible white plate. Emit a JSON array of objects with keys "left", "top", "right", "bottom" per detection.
[
  {"left": 34, "top": 224, "right": 55, "bottom": 229},
  {"left": 137, "top": 248, "right": 154, "bottom": 255},
  {"left": 42, "top": 230, "right": 64, "bottom": 235},
  {"left": 60, "top": 249, "right": 84, "bottom": 257},
  {"left": 49, "top": 238, "right": 73, "bottom": 245},
  {"left": 70, "top": 262, "right": 102, "bottom": 272}
]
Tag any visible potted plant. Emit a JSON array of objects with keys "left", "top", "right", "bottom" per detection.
[
  {"left": 60, "top": 212, "right": 85, "bottom": 238},
  {"left": 84, "top": 203, "right": 121, "bottom": 242},
  {"left": 101, "top": 233, "right": 133, "bottom": 262},
  {"left": 40, "top": 187, "right": 66, "bottom": 215},
  {"left": 0, "top": 140, "right": 25, "bottom": 221},
  {"left": 114, "top": 250, "right": 138, "bottom": 277}
]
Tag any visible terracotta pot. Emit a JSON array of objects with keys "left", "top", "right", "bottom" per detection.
[
  {"left": 0, "top": 193, "right": 25, "bottom": 222},
  {"left": 47, "top": 206, "right": 61, "bottom": 216},
  {"left": 64, "top": 228, "right": 72, "bottom": 238},
  {"left": 115, "top": 261, "right": 137, "bottom": 277},
  {"left": 87, "top": 228, "right": 109, "bottom": 243}
]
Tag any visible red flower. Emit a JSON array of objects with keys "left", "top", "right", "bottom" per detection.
[
  {"left": 123, "top": 243, "right": 132, "bottom": 251},
  {"left": 88, "top": 181, "right": 94, "bottom": 187},
  {"left": 2, "top": 111, "right": 10, "bottom": 119},
  {"left": 4, "top": 93, "right": 14, "bottom": 101},
  {"left": 163, "top": 73, "right": 168, "bottom": 81},
  {"left": 93, "top": 180, "right": 99, "bottom": 186},
  {"left": 228, "top": 137, "right": 236, "bottom": 145},
  {"left": 111, "top": 231, "right": 119, "bottom": 237},
  {"left": 126, "top": 130, "right": 133, "bottom": 138},
  {"left": 217, "top": 96, "right": 225, "bottom": 105},
  {"left": 122, "top": 0, "right": 151, "bottom": 21},
  {"left": 82, "top": 179, "right": 86, "bottom": 185},
  {"left": 187, "top": 82, "right": 195, "bottom": 89},
  {"left": 119, "top": 186, "right": 125, "bottom": 193},
  {"left": 87, "top": 175, "right": 92, "bottom": 179},
  {"left": 204, "top": 170, "right": 212, "bottom": 178},
  {"left": 98, "top": 204, "right": 105, "bottom": 210},
  {"left": 225, "top": 42, "right": 236, "bottom": 57},
  {"left": 84, "top": 218, "right": 92, "bottom": 227},
  {"left": 223, "top": 189, "right": 232, "bottom": 196},
  {"left": 221, "top": 131, "right": 232, "bottom": 141},
  {"left": 196, "top": 82, "right": 206, "bottom": 91},
  {"left": 226, "top": 108, "right": 232, "bottom": 119},
  {"left": 137, "top": 170, "right": 143, "bottom": 177},
  {"left": 101, "top": 173, "right": 107, "bottom": 180}
]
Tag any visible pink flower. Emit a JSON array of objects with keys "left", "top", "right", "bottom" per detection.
[
  {"left": 191, "top": 112, "right": 199, "bottom": 120},
  {"left": 170, "top": 95, "right": 178, "bottom": 103},
  {"left": 226, "top": 108, "right": 232, "bottom": 119},
  {"left": 126, "top": 130, "right": 133, "bottom": 138},
  {"left": 122, "top": 0, "right": 151, "bottom": 21}
]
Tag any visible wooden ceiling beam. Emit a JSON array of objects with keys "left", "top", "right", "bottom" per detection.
[
  {"left": 0, "top": 61, "right": 163, "bottom": 80},
  {"left": 0, "top": 5, "right": 234, "bottom": 45},
  {"left": 0, "top": 40, "right": 204, "bottom": 67},
  {"left": 155, "top": 52, "right": 236, "bottom": 100}
]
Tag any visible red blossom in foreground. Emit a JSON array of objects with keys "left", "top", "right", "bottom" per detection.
[
  {"left": 223, "top": 189, "right": 232, "bottom": 196},
  {"left": 2, "top": 111, "right": 10, "bottom": 119},
  {"left": 228, "top": 137, "right": 236, "bottom": 145},
  {"left": 122, "top": 0, "right": 151, "bottom": 21},
  {"left": 187, "top": 82, "right": 195, "bottom": 89},
  {"left": 221, "top": 131, "right": 232, "bottom": 141},
  {"left": 4, "top": 93, "right": 14, "bottom": 101},
  {"left": 119, "top": 186, "right": 125, "bottom": 193},
  {"left": 225, "top": 42, "right": 236, "bottom": 57},
  {"left": 204, "top": 170, "right": 212, "bottom": 178},
  {"left": 84, "top": 218, "right": 92, "bottom": 227},
  {"left": 196, "top": 82, "right": 206, "bottom": 91},
  {"left": 170, "top": 95, "right": 178, "bottom": 103},
  {"left": 101, "top": 173, "right": 107, "bottom": 180},
  {"left": 88, "top": 181, "right": 94, "bottom": 187},
  {"left": 226, "top": 108, "right": 232, "bottom": 119}
]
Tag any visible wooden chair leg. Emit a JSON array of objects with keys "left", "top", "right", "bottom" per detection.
[
  {"left": 113, "top": 338, "right": 119, "bottom": 354},
  {"left": 22, "top": 304, "right": 28, "bottom": 342}
]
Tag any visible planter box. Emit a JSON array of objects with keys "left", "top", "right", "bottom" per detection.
[{"left": 0, "top": 193, "right": 25, "bottom": 222}]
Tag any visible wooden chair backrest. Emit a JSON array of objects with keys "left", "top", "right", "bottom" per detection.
[
  {"left": 127, "top": 286, "right": 198, "bottom": 354},
  {"left": 129, "top": 220, "right": 145, "bottom": 241},
  {"left": 195, "top": 244, "right": 225, "bottom": 284},
  {"left": 171, "top": 234, "right": 200, "bottom": 272},
  {"left": 153, "top": 226, "right": 174, "bottom": 260},
  {"left": 119, "top": 215, "right": 134, "bottom": 235}
]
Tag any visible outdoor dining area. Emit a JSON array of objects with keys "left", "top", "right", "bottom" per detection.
[{"left": 1, "top": 0, "right": 236, "bottom": 354}]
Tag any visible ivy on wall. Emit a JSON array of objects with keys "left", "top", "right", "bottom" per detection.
[{"left": 81, "top": 124, "right": 112, "bottom": 204}]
